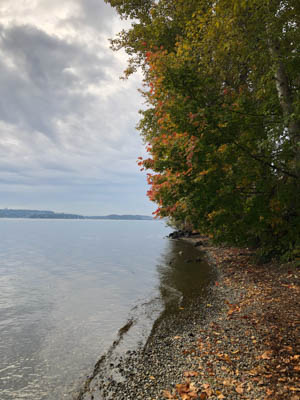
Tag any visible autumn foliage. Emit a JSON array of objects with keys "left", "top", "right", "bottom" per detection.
[{"left": 106, "top": 0, "right": 300, "bottom": 260}]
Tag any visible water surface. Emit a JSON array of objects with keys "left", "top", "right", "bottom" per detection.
[{"left": 0, "top": 219, "right": 213, "bottom": 399}]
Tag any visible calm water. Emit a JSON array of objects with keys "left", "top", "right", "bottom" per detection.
[{"left": 0, "top": 219, "right": 213, "bottom": 400}]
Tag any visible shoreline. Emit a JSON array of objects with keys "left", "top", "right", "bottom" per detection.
[{"left": 77, "top": 236, "right": 299, "bottom": 400}]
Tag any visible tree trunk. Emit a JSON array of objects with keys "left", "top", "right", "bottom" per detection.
[{"left": 270, "top": 42, "right": 300, "bottom": 180}]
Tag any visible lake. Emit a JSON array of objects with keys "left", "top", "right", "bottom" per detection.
[{"left": 0, "top": 219, "right": 213, "bottom": 399}]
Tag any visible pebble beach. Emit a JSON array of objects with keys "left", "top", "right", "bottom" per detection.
[{"left": 77, "top": 236, "right": 300, "bottom": 400}]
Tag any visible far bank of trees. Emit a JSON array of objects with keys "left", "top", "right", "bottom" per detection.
[{"left": 106, "top": 0, "right": 300, "bottom": 260}]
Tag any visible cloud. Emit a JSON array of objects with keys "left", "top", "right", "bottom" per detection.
[
  {"left": 0, "top": 0, "right": 152, "bottom": 214},
  {"left": 0, "top": 23, "right": 112, "bottom": 137}
]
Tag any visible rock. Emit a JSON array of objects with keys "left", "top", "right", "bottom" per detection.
[{"left": 194, "top": 240, "right": 203, "bottom": 247}]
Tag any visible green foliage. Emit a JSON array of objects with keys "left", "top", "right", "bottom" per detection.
[{"left": 107, "top": 0, "right": 300, "bottom": 260}]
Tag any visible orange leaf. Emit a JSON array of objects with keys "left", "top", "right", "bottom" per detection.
[
  {"left": 183, "top": 371, "right": 199, "bottom": 377},
  {"left": 202, "top": 384, "right": 210, "bottom": 390},
  {"left": 236, "top": 384, "right": 244, "bottom": 394},
  {"left": 163, "top": 390, "right": 176, "bottom": 399},
  {"left": 261, "top": 350, "right": 273, "bottom": 360}
]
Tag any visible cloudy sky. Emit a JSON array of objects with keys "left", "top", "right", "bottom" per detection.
[{"left": 0, "top": 0, "right": 154, "bottom": 216}]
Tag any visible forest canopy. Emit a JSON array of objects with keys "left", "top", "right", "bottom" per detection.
[{"left": 106, "top": 0, "right": 300, "bottom": 260}]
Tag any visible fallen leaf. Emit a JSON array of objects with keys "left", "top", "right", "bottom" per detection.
[
  {"left": 163, "top": 390, "right": 176, "bottom": 399},
  {"left": 150, "top": 376, "right": 156, "bottom": 380},
  {"left": 176, "top": 380, "right": 199, "bottom": 399},
  {"left": 183, "top": 371, "right": 199, "bottom": 377},
  {"left": 289, "top": 387, "right": 300, "bottom": 392},
  {"left": 217, "top": 353, "right": 232, "bottom": 364},
  {"left": 236, "top": 384, "right": 244, "bottom": 394},
  {"left": 261, "top": 350, "right": 273, "bottom": 360}
]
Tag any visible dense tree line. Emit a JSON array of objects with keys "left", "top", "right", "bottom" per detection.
[{"left": 106, "top": 0, "right": 300, "bottom": 260}]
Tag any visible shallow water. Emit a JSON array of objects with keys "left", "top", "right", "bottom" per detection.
[{"left": 0, "top": 220, "right": 213, "bottom": 399}]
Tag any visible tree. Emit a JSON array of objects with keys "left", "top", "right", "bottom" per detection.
[{"left": 106, "top": 0, "right": 300, "bottom": 259}]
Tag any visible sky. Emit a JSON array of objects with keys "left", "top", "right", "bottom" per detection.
[{"left": 0, "top": 0, "right": 155, "bottom": 216}]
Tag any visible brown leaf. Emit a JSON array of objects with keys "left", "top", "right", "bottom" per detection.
[
  {"left": 236, "top": 384, "right": 244, "bottom": 394},
  {"left": 261, "top": 350, "right": 273, "bottom": 360},
  {"left": 176, "top": 383, "right": 189, "bottom": 395},
  {"left": 188, "top": 391, "right": 199, "bottom": 399},
  {"left": 201, "top": 384, "right": 212, "bottom": 396},
  {"left": 217, "top": 353, "right": 232, "bottom": 364},
  {"left": 218, "top": 395, "right": 226, "bottom": 399},
  {"left": 163, "top": 390, "right": 176, "bottom": 399},
  {"left": 183, "top": 371, "right": 199, "bottom": 377},
  {"left": 289, "top": 387, "right": 300, "bottom": 392},
  {"left": 199, "top": 393, "right": 207, "bottom": 400}
]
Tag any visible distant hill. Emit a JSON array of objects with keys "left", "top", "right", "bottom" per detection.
[{"left": 0, "top": 209, "right": 153, "bottom": 220}]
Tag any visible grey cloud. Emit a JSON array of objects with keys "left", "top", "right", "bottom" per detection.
[
  {"left": 0, "top": 23, "right": 112, "bottom": 137},
  {"left": 77, "top": 0, "right": 116, "bottom": 32}
]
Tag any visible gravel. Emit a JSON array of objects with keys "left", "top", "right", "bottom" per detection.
[{"left": 76, "top": 238, "right": 300, "bottom": 400}]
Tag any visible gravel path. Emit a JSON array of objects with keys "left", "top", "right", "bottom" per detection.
[{"left": 77, "top": 237, "right": 300, "bottom": 400}]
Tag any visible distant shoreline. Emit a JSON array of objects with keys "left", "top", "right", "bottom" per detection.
[{"left": 0, "top": 209, "right": 153, "bottom": 221}]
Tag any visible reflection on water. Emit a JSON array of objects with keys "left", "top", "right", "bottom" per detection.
[{"left": 157, "top": 239, "right": 214, "bottom": 314}]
